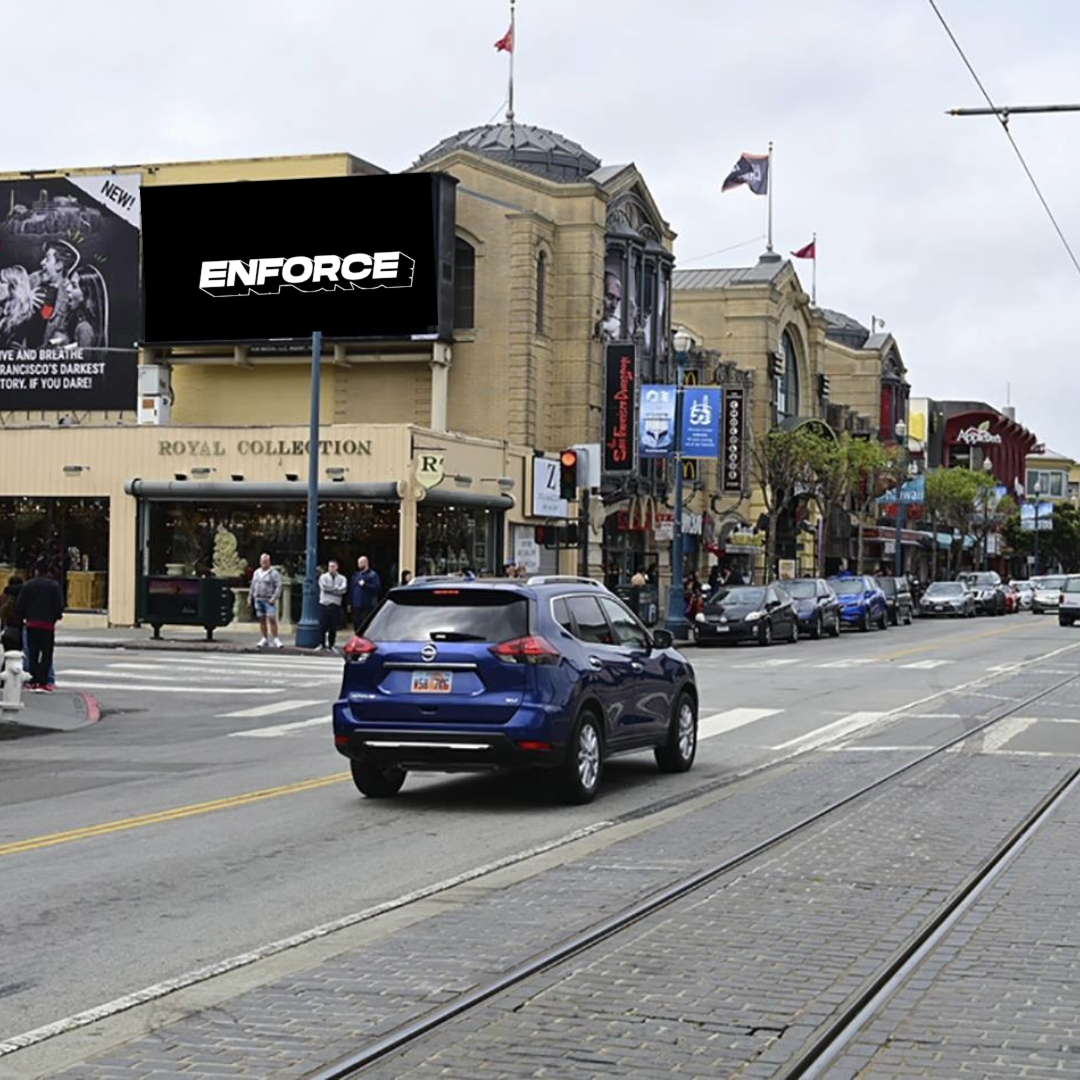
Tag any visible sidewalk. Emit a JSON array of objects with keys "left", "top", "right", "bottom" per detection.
[
  {"left": 0, "top": 685, "right": 100, "bottom": 739},
  {"left": 55, "top": 623, "right": 326, "bottom": 654}
]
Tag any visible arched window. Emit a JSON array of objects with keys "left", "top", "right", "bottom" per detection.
[
  {"left": 774, "top": 329, "right": 800, "bottom": 425},
  {"left": 453, "top": 238, "right": 476, "bottom": 330},
  {"left": 535, "top": 250, "right": 547, "bottom": 335}
]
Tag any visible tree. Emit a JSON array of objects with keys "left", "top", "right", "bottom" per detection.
[
  {"left": 848, "top": 438, "right": 897, "bottom": 574},
  {"left": 751, "top": 426, "right": 832, "bottom": 580},
  {"left": 923, "top": 468, "right": 994, "bottom": 578},
  {"left": 809, "top": 433, "right": 857, "bottom": 576}
]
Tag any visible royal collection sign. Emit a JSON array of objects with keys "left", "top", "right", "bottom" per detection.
[
  {"left": 722, "top": 388, "right": 745, "bottom": 493},
  {"left": 157, "top": 437, "right": 373, "bottom": 457},
  {"left": 141, "top": 174, "right": 457, "bottom": 346},
  {"left": 603, "top": 343, "right": 636, "bottom": 473},
  {"left": 0, "top": 174, "right": 140, "bottom": 410}
]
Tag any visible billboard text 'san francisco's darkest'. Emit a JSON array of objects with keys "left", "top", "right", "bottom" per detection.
[
  {"left": 0, "top": 174, "right": 139, "bottom": 411},
  {"left": 141, "top": 173, "right": 457, "bottom": 346}
]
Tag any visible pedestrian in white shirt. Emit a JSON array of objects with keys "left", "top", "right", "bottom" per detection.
[
  {"left": 249, "top": 552, "right": 284, "bottom": 648},
  {"left": 318, "top": 558, "right": 348, "bottom": 651}
]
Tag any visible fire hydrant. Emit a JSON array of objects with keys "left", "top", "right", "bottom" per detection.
[{"left": 1, "top": 649, "right": 31, "bottom": 712}]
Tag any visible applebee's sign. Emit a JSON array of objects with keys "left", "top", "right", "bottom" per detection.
[{"left": 955, "top": 420, "right": 1002, "bottom": 446}]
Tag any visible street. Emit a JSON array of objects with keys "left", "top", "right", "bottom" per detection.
[{"left": 3, "top": 613, "right": 1080, "bottom": 1076}]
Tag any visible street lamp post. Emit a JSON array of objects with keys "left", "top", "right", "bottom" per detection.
[
  {"left": 981, "top": 456, "right": 994, "bottom": 571},
  {"left": 894, "top": 420, "right": 909, "bottom": 576},
  {"left": 663, "top": 329, "right": 692, "bottom": 639},
  {"left": 294, "top": 331, "right": 323, "bottom": 649},
  {"left": 1033, "top": 479, "right": 1042, "bottom": 576}
]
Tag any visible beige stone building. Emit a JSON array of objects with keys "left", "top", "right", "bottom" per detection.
[
  {"left": 0, "top": 124, "right": 683, "bottom": 624},
  {"left": 673, "top": 252, "right": 910, "bottom": 576}
]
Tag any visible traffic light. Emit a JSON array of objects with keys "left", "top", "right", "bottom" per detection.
[{"left": 559, "top": 449, "right": 579, "bottom": 501}]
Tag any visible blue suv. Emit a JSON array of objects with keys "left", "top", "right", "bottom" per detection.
[
  {"left": 827, "top": 574, "right": 889, "bottom": 632},
  {"left": 332, "top": 576, "right": 698, "bottom": 803}
]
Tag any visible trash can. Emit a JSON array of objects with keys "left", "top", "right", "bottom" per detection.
[
  {"left": 139, "top": 576, "right": 236, "bottom": 641},
  {"left": 614, "top": 584, "right": 660, "bottom": 627}
]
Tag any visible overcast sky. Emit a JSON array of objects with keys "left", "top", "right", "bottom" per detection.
[{"left": 5, "top": 1, "right": 1077, "bottom": 454}]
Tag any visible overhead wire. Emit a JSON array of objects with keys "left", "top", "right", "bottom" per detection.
[{"left": 927, "top": 0, "right": 1080, "bottom": 281}]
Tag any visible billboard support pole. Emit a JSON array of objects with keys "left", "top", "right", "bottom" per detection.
[{"left": 295, "top": 331, "right": 323, "bottom": 649}]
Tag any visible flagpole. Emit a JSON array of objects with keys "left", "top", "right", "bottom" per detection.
[
  {"left": 766, "top": 141, "right": 774, "bottom": 253},
  {"left": 506, "top": 0, "right": 516, "bottom": 125},
  {"left": 812, "top": 231, "right": 817, "bottom": 305}
]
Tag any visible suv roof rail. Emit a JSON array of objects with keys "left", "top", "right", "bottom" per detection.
[{"left": 524, "top": 575, "right": 604, "bottom": 587}]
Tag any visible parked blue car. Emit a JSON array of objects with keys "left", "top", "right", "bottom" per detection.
[
  {"left": 827, "top": 574, "right": 889, "bottom": 631},
  {"left": 332, "top": 576, "right": 698, "bottom": 804}
]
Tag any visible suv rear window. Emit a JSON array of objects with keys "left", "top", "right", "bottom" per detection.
[
  {"left": 1063, "top": 578, "right": 1080, "bottom": 594},
  {"left": 363, "top": 590, "right": 529, "bottom": 643}
]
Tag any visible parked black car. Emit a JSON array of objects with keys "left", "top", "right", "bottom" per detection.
[
  {"left": 693, "top": 583, "right": 799, "bottom": 646},
  {"left": 876, "top": 576, "right": 914, "bottom": 626},
  {"left": 957, "top": 571, "right": 1006, "bottom": 615},
  {"left": 777, "top": 578, "right": 842, "bottom": 639}
]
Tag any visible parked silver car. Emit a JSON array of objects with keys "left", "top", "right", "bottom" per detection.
[
  {"left": 920, "top": 581, "right": 976, "bottom": 618},
  {"left": 1032, "top": 575, "right": 1067, "bottom": 614}
]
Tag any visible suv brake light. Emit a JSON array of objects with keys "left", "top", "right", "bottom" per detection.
[
  {"left": 343, "top": 636, "right": 377, "bottom": 661},
  {"left": 489, "top": 636, "right": 560, "bottom": 665}
]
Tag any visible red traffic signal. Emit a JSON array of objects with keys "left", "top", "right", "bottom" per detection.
[{"left": 559, "top": 449, "right": 579, "bottom": 501}]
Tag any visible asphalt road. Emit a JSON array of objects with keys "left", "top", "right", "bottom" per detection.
[{"left": 1, "top": 611, "right": 1075, "bottom": 1042}]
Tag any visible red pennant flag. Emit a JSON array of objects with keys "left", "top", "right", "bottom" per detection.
[
  {"left": 494, "top": 26, "right": 513, "bottom": 52},
  {"left": 791, "top": 240, "right": 816, "bottom": 259}
]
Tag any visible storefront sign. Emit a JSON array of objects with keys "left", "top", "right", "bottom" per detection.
[
  {"left": 955, "top": 422, "right": 1002, "bottom": 446},
  {"left": 680, "top": 387, "right": 722, "bottom": 458},
  {"left": 639, "top": 384, "right": 676, "bottom": 458},
  {"left": 141, "top": 174, "right": 457, "bottom": 346},
  {"left": 0, "top": 174, "right": 140, "bottom": 410},
  {"left": 722, "top": 388, "right": 745, "bottom": 493},
  {"left": 157, "top": 437, "right": 373, "bottom": 457},
  {"left": 513, "top": 533, "right": 541, "bottom": 572},
  {"left": 532, "top": 456, "right": 569, "bottom": 518},
  {"left": 413, "top": 453, "right": 445, "bottom": 489},
  {"left": 603, "top": 344, "right": 636, "bottom": 473}
]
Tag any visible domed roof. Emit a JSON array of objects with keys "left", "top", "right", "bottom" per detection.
[{"left": 414, "top": 122, "right": 602, "bottom": 183}]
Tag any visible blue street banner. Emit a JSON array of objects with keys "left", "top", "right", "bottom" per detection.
[
  {"left": 639, "top": 384, "right": 676, "bottom": 458},
  {"left": 679, "top": 387, "right": 722, "bottom": 458},
  {"left": 877, "top": 474, "right": 925, "bottom": 505}
]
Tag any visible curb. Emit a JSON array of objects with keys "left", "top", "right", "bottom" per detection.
[{"left": 78, "top": 691, "right": 102, "bottom": 725}]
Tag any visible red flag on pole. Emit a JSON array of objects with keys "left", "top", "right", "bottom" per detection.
[
  {"left": 791, "top": 240, "right": 816, "bottom": 259},
  {"left": 494, "top": 25, "right": 514, "bottom": 52}
]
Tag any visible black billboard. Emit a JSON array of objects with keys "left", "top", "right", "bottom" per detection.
[
  {"left": 0, "top": 174, "right": 140, "bottom": 410},
  {"left": 141, "top": 173, "right": 457, "bottom": 346},
  {"left": 603, "top": 343, "right": 636, "bottom": 473}
]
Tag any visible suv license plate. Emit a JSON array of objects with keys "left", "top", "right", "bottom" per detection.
[{"left": 411, "top": 671, "right": 453, "bottom": 693}]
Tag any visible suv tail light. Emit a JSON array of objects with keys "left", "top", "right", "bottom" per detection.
[
  {"left": 489, "top": 636, "right": 560, "bottom": 665},
  {"left": 343, "top": 636, "right": 377, "bottom": 662}
]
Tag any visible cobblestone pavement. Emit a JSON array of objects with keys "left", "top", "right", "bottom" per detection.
[{"left": 10, "top": 664, "right": 1080, "bottom": 1079}]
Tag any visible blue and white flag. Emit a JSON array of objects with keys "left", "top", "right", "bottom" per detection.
[
  {"left": 639, "top": 385, "right": 676, "bottom": 458},
  {"left": 679, "top": 388, "right": 722, "bottom": 458}
]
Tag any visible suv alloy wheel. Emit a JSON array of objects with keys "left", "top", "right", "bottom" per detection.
[
  {"left": 655, "top": 691, "right": 697, "bottom": 773},
  {"left": 559, "top": 711, "right": 603, "bottom": 804}
]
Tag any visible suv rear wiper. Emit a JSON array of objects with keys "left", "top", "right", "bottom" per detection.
[{"left": 429, "top": 631, "right": 487, "bottom": 642}]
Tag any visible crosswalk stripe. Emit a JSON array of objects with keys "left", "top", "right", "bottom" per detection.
[
  {"left": 65, "top": 669, "right": 329, "bottom": 690},
  {"left": 55, "top": 681, "right": 283, "bottom": 695},
  {"left": 229, "top": 716, "right": 327, "bottom": 738},
  {"left": 698, "top": 707, "right": 781, "bottom": 741},
  {"left": 899, "top": 659, "right": 955, "bottom": 670},
  {"left": 816, "top": 658, "right": 878, "bottom": 669},
  {"left": 731, "top": 658, "right": 801, "bottom": 669},
  {"left": 772, "top": 711, "right": 886, "bottom": 751},
  {"left": 219, "top": 699, "right": 326, "bottom": 718}
]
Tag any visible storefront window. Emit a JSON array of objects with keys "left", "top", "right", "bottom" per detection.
[
  {"left": 415, "top": 505, "right": 499, "bottom": 577},
  {"left": 144, "top": 499, "right": 400, "bottom": 622},
  {"left": 0, "top": 496, "right": 110, "bottom": 610}
]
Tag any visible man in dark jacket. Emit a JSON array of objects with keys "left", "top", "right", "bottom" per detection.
[
  {"left": 17, "top": 561, "right": 64, "bottom": 691},
  {"left": 349, "top": 555, "right": 382, "bottom": 633}
]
